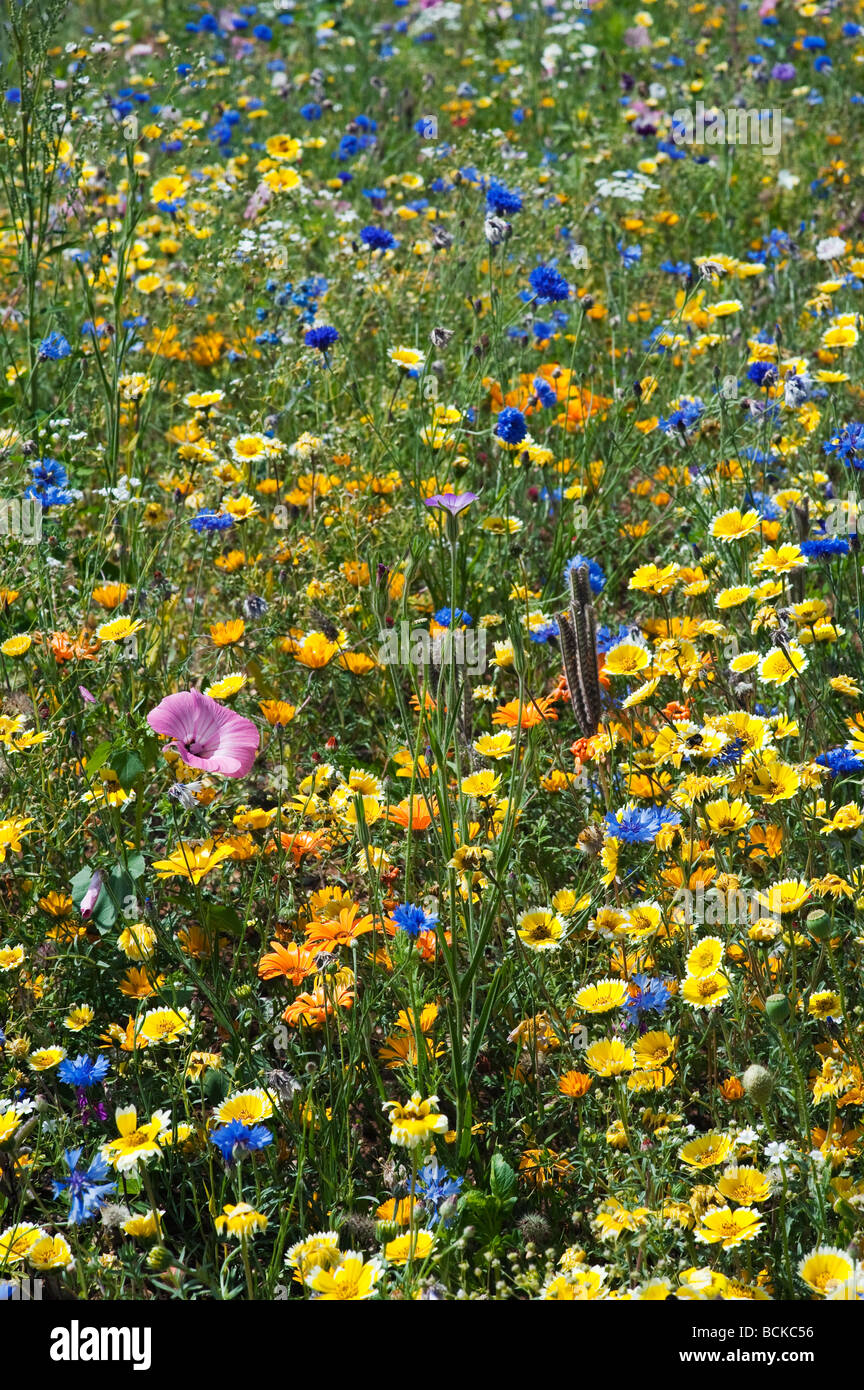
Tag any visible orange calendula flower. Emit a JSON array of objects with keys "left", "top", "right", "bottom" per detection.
[
  {"left": 492, "top": 696, "right": 557, "bottom": 729},
  {"left": 209, "top": 619, "right": 245, "bottom": 647},
  {"left": 258, "top": 940, "right": 318, "bottom": 985},
  {"left": 385, "top": 796, "right": 439, "bottom": 830},
  {"left": 259, "top": 700, "right": 296, "bottom": 726},
  {"left": 559, "top": 1070, "right": 593, "bottom": 1099},
  {"left": 305, "top": 904, "right": 377, "bottom": 950}
]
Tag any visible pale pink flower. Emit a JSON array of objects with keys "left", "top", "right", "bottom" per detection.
[
  {"left": 80, "top": 871, "right": 103, "bottom": 920},
  {"left": 147, "top": 689, "right": 259, "bottom": 778}
]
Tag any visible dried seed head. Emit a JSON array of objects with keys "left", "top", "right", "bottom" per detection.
[{"left": 430, "top": 326, "right": 454, "bottom": 349}]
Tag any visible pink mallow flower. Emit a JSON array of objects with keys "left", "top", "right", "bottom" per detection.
[
  {"left": 79, "top": 870, "right": 103, "bottom": 921},
  {"left": 147, "top": 689, "right": 259, "bottom": 778}
]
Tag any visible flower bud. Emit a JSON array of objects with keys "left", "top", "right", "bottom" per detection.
[
  {"left": 805, "top": 908, "right": 834, "bottom": 941},
  {"left": 741, "top": 1064, "right": 774, "bottom": 1106},
  {"left": 766, "top": 993, "right": 791, "bottom": 1025}
]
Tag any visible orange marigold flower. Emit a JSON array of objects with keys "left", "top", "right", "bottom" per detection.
[
  {"left": 49, "top": 630, "right": 101, "bottom": 663},
  {"left": 492, "top": 696, "right": 557, "bottom": 729},
  {"left": 304, "top": 905, "right": 376, "bottom": 950},
  {"left": 258, "top": 940, "right": 318, "bottom": 985},
  {"left": 259, "top": 700, "right": 296, "bottom": 726},
  {"left": 385, "top": 796, "right": 439, "bottom": 830},
  {"left": 559, "top": 1070, "right": 593, "bottom": 1099},
  {"left": 269, "top": 830, "right": 332, "bottom": 862},
  {"left": 209, "top": 619, "right": 245, "bottom": 647},
  {"left": 720, "top": 1077, "right": 745, "bottom": 1101},
  {"left": 281, "top": 983, "right": 354, "bottom": 1029}
]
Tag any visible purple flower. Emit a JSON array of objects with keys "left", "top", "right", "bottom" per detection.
[
  {"left": 79, "top": 871, "right": 103, "bottom": 921},
  {"left": 770, "top": 62, "right": 796, "bottom": 80},
  {"left": 424, "top": 491, "right": 477, "bottom": 516},
  {"left": 147, "top": 689, "right": 259, "bottom": 778}
]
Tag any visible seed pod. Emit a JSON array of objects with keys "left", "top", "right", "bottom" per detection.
[
  {"left": 765, "top": 993, "right": 791, "bottom": 1026},
  {"left": 805, "top": 907, "right": 834, "bottom": 941},
  {"left": 561, "top": 565, "right": 602, "bottom": 737}
]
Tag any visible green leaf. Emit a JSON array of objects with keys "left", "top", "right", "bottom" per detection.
[
  {"left": 203, "top": 1068, "right": 230, "bottom": 1105},
  {"left": 112, "top": 747, "right": 145, "bottom": 790},
  {"left": 70, "top": 864, "right": 115, "bottom": 927},
  {"left": 489, "top": 1152, "right": 517, "bottom": 1203},
  {"left": 70, "top": 865, "right": 95, "bottom": 903},
  {"left": 202, "top": 902, "right": 243, "bottom": 937},
  {"left": 126, "top": 852, "right": 146, "bottom": 880},
  {"left": 84, "top": 741, "right": 112, "bottom": 778}
]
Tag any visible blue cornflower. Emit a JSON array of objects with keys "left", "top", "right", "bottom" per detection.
[
  {"left": 617, "top": 241, "right": 642, "bottom": 268},
  {"left": 38, "top": 331, "right": 71, "bottom": 361},
  {"left": 300, "top": 103, "right": 322, "bottom": 121},
  {"left": 391, "top": 902, "right": 438, "bottom": 938},
  {"left": 25, "top": 483, "right": 72, "bottom": 509},
  {"left": 659, "top": 396, "right": 704, "bottom": 433},
  {"left": 660, "top": 260, "right": 691, "bottom": 276},
  {"left": 360, "top": 225, "right": 396, "bottom": 252},
  {"left": 743, "top": 490, "right": 782, "bottom": 521},
  {"left": 527, "top": 263, "right": 571, "bottom": 304},
  {"left": 53, "top": 1148, "right": 116, "bottom": 1225},
  {"left": 57, "top": 1055, "right": 109, "bottom": 1089},
  {"left": 747, "top": 360, "right": 778, "bottom": 388},
  {"left": 531, "top": 376, "right": 558, "bottom": 408},
  {"left": 604, "top": 804, "right": 681, "bottom": 843},
  {"left": 529, "top": 619, "right": 559, "bottom": 643},
  {"left": 800, "top": 533, "right": 850, "bottom": 559},
  {"left": 595, "top": 623, "right": 641, "bottom": 655},
  {"left": 485, "top": 178, "right": 522, "bottom": 215},
  {"left": 564, "top": 554, "right": 606, "bottom": 595},
  {"left": 434, "top": 607, "right": 471, "bottom": 627},
  {"left": 210, "top": 1120, "right": 273, "bottom": 1163},
  {"left": 495, "top": 406, "right": 528, "bottom": 445},
  {"left": 622, "top": 973, "right": 672, "bottom": 1024},
  {"left": 30, "top": 457, "right": 67, "bottom": 488},
  {"left": 412, "top": 1158, "right": 463, "bottom": 1224},
  {"left": 823, "top": 422, "right": 864, "bottom": 467},
  {"left": 189, "top": 509, "right": 233, "bottom": 533},
  {"left": 816, "top": 747, "right": 864, "bottom": 776},
  {"left": 708, "top": 737, "right": 746, "bottom": 768},
  {"left": 304, "top": 325, "right": 340, "bottom": 353}
]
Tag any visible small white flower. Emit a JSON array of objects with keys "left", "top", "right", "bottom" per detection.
[
  {"left": 816, "top": 235, "right": 847, "bottom": 262},
  {"left": 764, "top": 1139, "right": 793, "bottom": 1163}
]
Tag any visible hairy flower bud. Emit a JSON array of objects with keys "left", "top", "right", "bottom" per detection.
[{"left": 741, "top": 1064, "right": 774, "bottom": 1106}]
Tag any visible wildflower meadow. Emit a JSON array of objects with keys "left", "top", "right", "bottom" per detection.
[{"left": 2, "top": 0, "right": 864, "bottom": 1329}]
